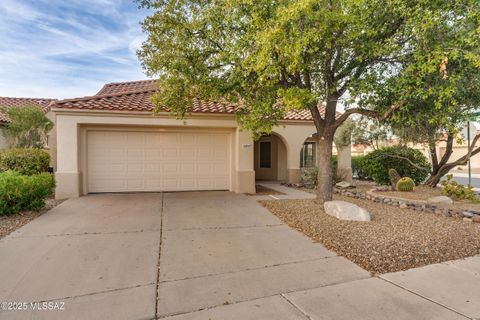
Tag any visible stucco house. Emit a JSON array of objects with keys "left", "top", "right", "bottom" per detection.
[
  {"left": 52, "top": 80, "right": 352, "bottom": 199},
  {"left": 0, "top": 97, "right": 57, "bottom": 168}
]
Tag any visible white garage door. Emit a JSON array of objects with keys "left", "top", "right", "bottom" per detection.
[{"left": 87, "top": 130, "right": 231, "bottom": 193}]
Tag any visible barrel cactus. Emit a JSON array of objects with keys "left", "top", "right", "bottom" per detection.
[{"left": 396, "top": 177, "right": 415, "bottom": 192}]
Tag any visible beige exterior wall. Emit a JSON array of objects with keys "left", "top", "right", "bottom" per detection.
[
  {"left": 53, "top": 109, "right": 352, "bottom": 199},
  {"left": 254, "top": 135, "right": 287, "bottom": 181},
  {"left": 54, "top": 111, "right": 258, "bottom": 199}
]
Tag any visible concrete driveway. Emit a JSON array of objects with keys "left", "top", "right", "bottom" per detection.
[{"left": 0, "top": 191, "right": 476, "bottom": 319}]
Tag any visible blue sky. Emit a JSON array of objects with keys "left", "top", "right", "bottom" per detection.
[{"left": 0, "top": 0, "right": 151, "bottom": 99}]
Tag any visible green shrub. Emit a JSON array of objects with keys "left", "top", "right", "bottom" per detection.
[
  {"left": 441, "top": 174, "right": 478, "bottom": 201},
  {"left": 362, "top": 146, "right": 431, "bottom": 185},
  {"left": 396, "top": 177, "right": 415, "bottom": 191},
  {"left": 0, "top": 171, "right": 55, "bottom": 215},
  {"left": 352, "top": 156, "right": 370, "bottom": 180},
  {"left": 0, "top": 148, "right": 50, "bottom": 175}
]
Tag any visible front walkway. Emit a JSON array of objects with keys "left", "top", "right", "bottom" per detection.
[{"left": 0, "top": 189, "right": 478, "bottom": 319}]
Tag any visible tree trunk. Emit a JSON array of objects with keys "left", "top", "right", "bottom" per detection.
[
  {"left": 316, "top": 136, "right": 334, "bottom": 204},
  {"left": 424, "top": 133, "right": 454, "bottom": 187}
]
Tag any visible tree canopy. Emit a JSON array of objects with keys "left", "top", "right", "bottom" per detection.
[
  {"left": 138, "top": 0, "right": 480, "bottom": 201},
  {"left": 2, "top": 106, "right": 53, "bottom": 149}
]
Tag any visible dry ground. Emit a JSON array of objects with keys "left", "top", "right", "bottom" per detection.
[
  {"left": 0, "top": 198, "right": 62, "bottom": 239},
  {"left": 260, "top": 195, "right": 480, "bottom": 274}
]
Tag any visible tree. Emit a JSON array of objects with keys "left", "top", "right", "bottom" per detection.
[
  {"left": 2, "top": 106, "right": 53, "bottom": 148},
  {"left": 351, "top": 117, "right": 391, "bottom": 150},
  {"left": 392, "top": 111, "right": 480, "bottom": 187},
  {"left": 380, "top": 2, "right": 480, "bottom": 187},
  {"left": 137, "top": 0, "right": 479, "bottom": 203}
]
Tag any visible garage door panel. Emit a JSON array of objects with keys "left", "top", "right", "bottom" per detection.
[{"left": 87, "top": 130, "right": 230, "bottom": 193}]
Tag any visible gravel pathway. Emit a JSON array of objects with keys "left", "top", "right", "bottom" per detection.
[
  {"left": 260, "top": 195, "right": 480, "bottom": 274},
  {"left": 0, "top": 198, "right": 62, "bottom": 239}
]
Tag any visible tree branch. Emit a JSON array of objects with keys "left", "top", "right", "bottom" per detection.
[
  {"left": 382, "top": 154, "right": 430, "bottom": 172},
  {"left": 334, "top": 102, "right": 402, "bottom": 129},
  {"left": 446, "top": 133, "right": 480, "bottom": 167},
  {"left": 437, "top": 133, "right": 454, "bottom": 169}
]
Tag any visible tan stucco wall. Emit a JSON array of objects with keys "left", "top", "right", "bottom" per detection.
[
  {"left": 53, "top": 109, "right": 352, "bottom": 198},
  {"left": 253, "top": 134, "right": 288, "bottom": 181},
  {"left": 54, "top": 111, "right": 258, "bottom": 199}
]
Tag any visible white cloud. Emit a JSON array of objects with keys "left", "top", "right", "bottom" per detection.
[{"left": 0, "top": 0, "right": 151, "bottom": 99}]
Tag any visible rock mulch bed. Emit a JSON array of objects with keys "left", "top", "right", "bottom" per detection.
[
  {"left": 285, "top": 182, "right": 480, "bottom": 223},
  {"left": 373, "top": 186, "right": 480, "bottom": 212},
  {"left": 374, "top": 185, "right": 442, "bottom": 201},
  {"left": 336, "top": 187, "right": 480, "bottom": 223},
  {"left": 0, "top": 198, "right": 62, "bottom": 239},
  {"left": 260, "top": 195, "right": 480, "bottom": 274}
]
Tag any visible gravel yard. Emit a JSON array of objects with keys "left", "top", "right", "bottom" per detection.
[
  {"left": 297, "top": 182, "right": 480, "bottom": 211},
  {"left": 374, "top": 185, "right": 442, "bottom": 201},
  {"left": 260, "top": 195, "right": 480, "bottom": 274},
  {"left": 0, "top": 198, "right": 62, "bottom": 239}
]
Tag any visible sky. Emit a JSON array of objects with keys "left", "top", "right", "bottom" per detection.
[{"left": 0, "top": 0, "right": 151, "bottom": 99}]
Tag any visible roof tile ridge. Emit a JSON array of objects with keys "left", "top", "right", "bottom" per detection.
[{"left": 55, "top": 89, "right": 158, "bottom": 105}]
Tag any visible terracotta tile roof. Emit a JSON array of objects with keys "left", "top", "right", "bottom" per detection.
[
  {"left": 55, "top": 80, "right": 336, "bottom": 121},
  {"left": 96, "top": 80, "right": 158, "bottom": 95},
  {"left": 0, "top": 97, "right": 55, "bottom": 123}
]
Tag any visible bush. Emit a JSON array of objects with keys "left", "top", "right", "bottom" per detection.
[
  {"left": 0, "top": 171, "right": 55, "bottom": 215},
  {"left": 362, "top": 146, "right": 431, "bottom": 185},
  {"left": 396, "top": 177, "right": 415, "bottom": 191},
  {"left": 0, "top": 148, "right": 50, "bottom": 175},
  {"left": 352, "top": 156, "right": 370, "bottom": 180},
  {"left": 441, "top": 174, "right": 478, "bottom": 201}
]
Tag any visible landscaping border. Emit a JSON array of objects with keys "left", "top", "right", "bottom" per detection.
[{"left": 334, "top": 187, "right": 480, "bottom": 223}]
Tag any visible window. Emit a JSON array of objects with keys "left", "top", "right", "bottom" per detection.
[
  {"left": 300, "top": 142, "right": 316, "bottom": 168},
  {"left": 259, "top": 141, "right": 271, "bottom": 168}
]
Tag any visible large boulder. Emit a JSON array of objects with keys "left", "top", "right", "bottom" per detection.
[
  {"left": 427, "top": 196, "right": 453, "bottom": 205},
  {"left": 324, "top": 201, "right": 371, "bottom": 222}
]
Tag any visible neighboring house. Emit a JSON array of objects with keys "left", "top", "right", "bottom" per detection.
[
  {"left": 0, "top": 97, "right": 57, "bottom": 169},
  {"left": 52, "top": 80, "right": 352, "bottom": 199}
]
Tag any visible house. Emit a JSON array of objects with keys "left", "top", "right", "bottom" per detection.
[
  {"left": 52, "top": 80, "right": 352, "bottom": 199},
  {"left": 0, "top": 97, "right": 57, "bottom": 168}
]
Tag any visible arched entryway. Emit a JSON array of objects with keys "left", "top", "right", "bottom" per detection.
[{"left": 254, "top": 134, "right": 288, "bottom": 181}]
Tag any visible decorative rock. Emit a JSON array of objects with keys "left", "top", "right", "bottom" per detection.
[
  {"left": 427, "top": 196, "right": 453, "bottom": 205},
  {"left": 463, "top": 217, "right": 473, "bottom": 222},
  {"left": 399, "top": 202, "right": 407, "bottom": 209},
  {"left": 324, "top": 201, "right": 371, "bottom": 222},
  {"left": 473, "top": 216, "right": 480, "bottom": 223},
  {"left": 336, "top": 181, "right": 354, "bottom": 189},
  {"left": 462, "top": 211, "right": 474, "bottom": 218}
]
